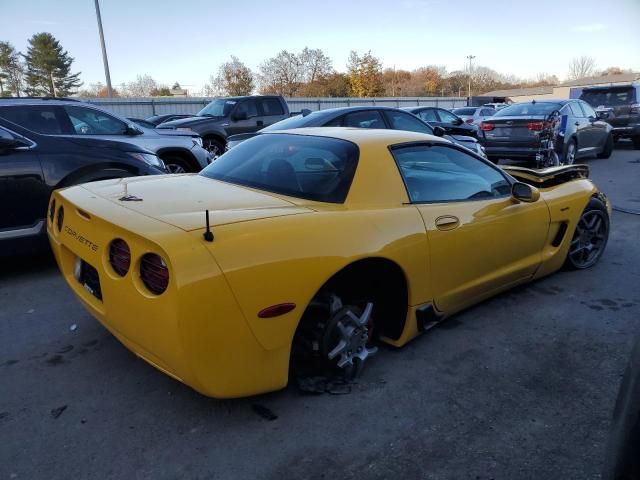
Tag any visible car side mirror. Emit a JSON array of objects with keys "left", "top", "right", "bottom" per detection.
[
  {"left": 453, "top": 117, "right": 463, "bottom": 125},
  {"left": 596, "top": 111, "right": 609, "bottom": 119},
  {"left": 432, "top": 126, "right": 445, "bottom": 137},
  {"left": 126, "top": 125, "right": 143, "bottom": 135},
  {"left": 512, "top": 182, "right": 540, "bottom": 203},
  {"left": 233, "top": 111, "right": 248, "bottom": 121}
]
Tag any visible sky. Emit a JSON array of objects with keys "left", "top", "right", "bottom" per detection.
[{"left": 2, "top": 0, "right": 640, "bottom": 94}]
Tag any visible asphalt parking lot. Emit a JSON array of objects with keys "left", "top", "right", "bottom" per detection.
[{"left": 2, "top": 145, "right": 640, "bottom": 480}]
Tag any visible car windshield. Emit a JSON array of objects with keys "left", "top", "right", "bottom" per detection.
[
  {"left": 580, "top": 88, "right": 636, "bottom": 107},
  {"left": 452, "top": 108, "right": 477, "bottom": 115},
  {"left": 261, "top": 111, "right": 325, "bottom": 132},
  {"left": 197, "top": 99, "right": 238, "bottom": 117},
  {"left": 200, "top": 133, "right": 359, "bottom": 203},
  {"left": 493, "top": 103, "right": 562, "bottom": 116}
]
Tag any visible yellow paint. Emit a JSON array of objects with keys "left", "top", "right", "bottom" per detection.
[{"left": 47, "top": 128, "right": 605, "bottom": 398}]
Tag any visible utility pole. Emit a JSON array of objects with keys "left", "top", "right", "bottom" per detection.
[
  {"left": 466, "top": 54, "right": 475, "bottom": 99},
  {"left": 94, "top": 0, "right": 113, "bottom": 97}
]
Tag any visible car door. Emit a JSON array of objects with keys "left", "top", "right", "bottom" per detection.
[
  {"left": 579, "top": 101, "right": 609, "bottom": 149},
  {"left": 226, "top": 99, "right": 260, "bottom": 136},
  {"left": 567, "top": 102, "right": 595, "bottom": 154},
  {"left": 390, "top": 143, "right": 549, "bottom": 313},
  {"left": 257, "top": 97, "right": 288, "bottom": 129},
  {"left": 62, "top": 104, "right": 130, "bottom": 139},
  {"left": 0, "top": 125, "right": 48, "bottom": 235}
]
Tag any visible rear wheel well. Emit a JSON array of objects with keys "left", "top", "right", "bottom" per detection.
[{"left": 302, "top": 258, "right": 409, "bottom": 341}]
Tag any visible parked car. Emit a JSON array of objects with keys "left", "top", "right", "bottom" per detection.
[
  {"left": 403, "top": 106, "right": 479, "bottom": 137},
  {"left": 479, "top": 100, "right": 613, "bottom": 164},
  {"left": 49, "top": 127, "right": 610, "bottom": 398},
  {"left": 451, "top": 106, "right": 496, "bottom": 126},
  {"left": 0, "top": 98, "right": 210, "bottom": 173},
  {"left": 227, "top": 106, "right": 487, "bottom": 157},
  {"left": 158, "top": 95, "right": 290, "bottom": 157},
  {"left": 483, "top": 102, "right": 510, "bottom": 111},
  {"left": 0, "top": 120, "right": 164, "bottom": 255},
  {"left": 579, "top": 83, "right": 640, "bottom": 148},
  {"left": 143, "top": 113, "right": 192, "bottom": 127}
]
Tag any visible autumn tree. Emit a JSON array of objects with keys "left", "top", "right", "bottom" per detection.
[
  {"left": 77, "top": 82, "right": 119, "bottom": 97},
  {"left": 258, "top": 50, "right": 303, "bottom": 96},
  {"left": 598, "top": 66, "right": 630, "bottom": 76},
  {"left": 209, "top": 56, "right": 255, "bottom": 96},
  {"left": 347, "top": 50, "right": 384, "bottom": 97},
  {"left": 568, "top": 56, "right": 596, "bottom": 81},
  {"left": 0, "top": 41, "right": 25, "bottom": 96},
  {"left": 23, "top": 33, "right": 82, "bottom": 96}
]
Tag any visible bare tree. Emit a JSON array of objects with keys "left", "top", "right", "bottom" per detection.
[
  {"left": 123, "top": 74, "right": 158, "bottom": 97},
  {"left": 258, "top": 50, "right": 303, "bottom": 96},
  {"left": 208, "top": 56, "right": 254, "bottom": 96},
  {"left": 299, "top": 47, "right": 333, "bottom": 84},
  {"left": 0, "top": 41, "right": 25, "bottom": 96},
  {"left": 568, "top": 56, "right": 596, "bottom": 81}
]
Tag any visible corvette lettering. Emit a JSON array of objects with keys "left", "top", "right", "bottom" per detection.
[{"left": 64, "top": 226, "right": 99, "bottom": 252}]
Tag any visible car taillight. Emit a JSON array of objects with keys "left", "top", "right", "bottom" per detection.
[
  {"left": 631, "top": 103, "right": 640, "bottom": 114},
  {"left": 480, "top": 122, "right": 495, "bottom": 131},
  {"left": 527, "top": 121, "right": 544, "bottom": 131},
  {"left": 465, "top": 118, "right": 474, "bottom": 124},
  {"left": 140, "top": 253, "right": 169, "bottom": 295},
  {"left": 49, "top": 199, "right": 56, "bottom": 222},
  {"left": 56, "top": 206, "right": 64, "bottom": 232},
  {"left": 109, "top": 239, "right": 131, "bottom": 277}
]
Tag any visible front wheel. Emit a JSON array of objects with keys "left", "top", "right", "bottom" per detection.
[
  {"left": 162, "top": 156, "right": 193, "bottom": 174},
  {"left": 203, "top": 137, "right": 225, "bottom": 159},
  {"left": 565, "top": 198, "right": 609, "bottom": 269},
  {"left": 597, "top": 134, "right": 614, "bottom": 159},
  {"left": 563, "top": 139, "right": 577, "bottom": 165}
]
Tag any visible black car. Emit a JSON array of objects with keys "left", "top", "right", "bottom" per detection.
[
  {"left": 226, "top": 106, "right": 487, "bottom": 157},
  {"left": 0, "top": 119, "right": 165, "bottom": 255},
  {"left": 402, "top": 106, "right": 479, "bottom": 138},
  {"left": 480, "top": 100, "right": 613, "bottom": 164},
  {"left": 158, "top": 96, "right": 290, "bottom": 157},
  {"left": 580, "top": 83, "right": 640, "bottom": 148}
]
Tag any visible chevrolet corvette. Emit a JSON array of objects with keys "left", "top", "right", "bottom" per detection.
[{"left": 48, "top": 128, "right": 611, "bottom": 398}]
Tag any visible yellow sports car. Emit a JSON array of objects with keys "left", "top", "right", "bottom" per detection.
[{"left": 48, "top": 128, "right": 611, "bottom": 398}]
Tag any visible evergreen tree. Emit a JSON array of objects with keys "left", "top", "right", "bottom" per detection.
[{"left": 23, "top": 33, "right": 82, "bottom": 96}]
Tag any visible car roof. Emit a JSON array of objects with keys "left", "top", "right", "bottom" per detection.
[
  {"left": 0, "top": 97, "right": 82, "bottom": 106},
  {"left": 265, "top": 126, "right": 445, "bottom": 146},
  {"left": 510, "top": 99, "right": 571, "bottom": 105}
]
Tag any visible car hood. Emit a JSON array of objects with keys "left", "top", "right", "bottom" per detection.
[
  {"left": 139, "top": 126, "right": 200, "bottom": 138},
  {"left": 159, "top": 116, "right": 222, "bottom": 128},
  {"left": 78, "top": 174, "right": 313, "bottom": 231}
]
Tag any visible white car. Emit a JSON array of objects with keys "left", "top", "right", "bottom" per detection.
[{"left": 451, "top": 106, "right": 496, "bottom": 126}]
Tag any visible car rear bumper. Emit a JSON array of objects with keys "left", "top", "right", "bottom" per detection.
[
  {"left": 484, "top": 144, "right": 539, "bottom": 160},
  {"left": 47, "top": 188, "right": 289, "bottom": 398},
  {"left": 611, "top": 123, "right": 640, "bottom": 138}
]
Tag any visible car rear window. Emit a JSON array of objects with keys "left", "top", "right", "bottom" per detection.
[
  {"left": 452, "top": 108, "right": 477, "bottom": 115},
  {"left": 493, "top": 103, "right": 561, "bottom": 116},
  {"left": 200, "top": 133, "right": 359, "bottom": 203},
  {"left": 580, "top": 88, "right": 636, "bottom": 107}
]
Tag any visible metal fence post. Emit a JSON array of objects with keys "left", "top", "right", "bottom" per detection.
[
  {"left": 347, "top": 98, "right": 351, "bottom": 107},
  {"left": 151, "top": 98, "right": 156, "bottom": 115},
  {"left": 317, "top": 99, "right": 321, "bottom": 111}
]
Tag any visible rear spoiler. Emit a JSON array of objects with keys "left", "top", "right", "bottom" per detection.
[{"left": 501, "top": 164, "right": 589, "bottom": 187}]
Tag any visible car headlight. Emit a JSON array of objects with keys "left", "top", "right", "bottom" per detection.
[{"left": 128, "top": 152, "right": 165, "bottom": 169}]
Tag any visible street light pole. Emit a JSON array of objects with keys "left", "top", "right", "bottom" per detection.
[
  {"left": 94, "top": 0, "right": 113, "bottom": 97},
  {"left": 465, "top": 54, "right": 475, "bottom": 99}
]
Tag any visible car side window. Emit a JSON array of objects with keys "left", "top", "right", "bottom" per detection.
[
  {"left": 258, "top": 98, "right": 285, "bottom": 116},
  {"left": 383, "top": 111, "right": 431, "bottom": 133},
  {"left": 235, "top": 99, "right": 258, "bottom": 118},
  {"left": 569, "top": 103, "right": 585, "bottom": 118},
  {"left": 580, "top": 101, "right": 597, "bottom": 118},
  {"left": 64, "top": 106, "right": 128, "bottom": 135},
  {"left": 481, "top": 109, "right": 494, "bottom": 116},
  {"left": 0, "top": 105, "right": 65, "bottom": 134},
  {"left": 0, "top": 127, "right": 14, "bottom": 140},
  {"left": 417, "top": 109, "right": 438, "bottom": 122},
  {"left": 342, "top": 111, "right": 385, "bottom": 129},
  {"left": 391, "top": 144, "right": 512, "bottom": 203},
  {"left": 436, "top": 109, "right": 458, "bottom": 124}
]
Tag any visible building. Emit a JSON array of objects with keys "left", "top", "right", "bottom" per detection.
[{"left": 481, "top": 72, "right": 640, "bottom": 103}]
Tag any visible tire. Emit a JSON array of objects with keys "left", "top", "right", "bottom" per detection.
[
  {"left": 203, "top": 137, "right": 225, "bottom": 159},
  {"left": 162, "top": 156, "right": 193, "bottom": 174},
  {"left": 633, "top": 136, "right": 640, "bottom": 150},
  {"left": 291, "top": 293, "right": 377, "bottom": 380},
  {"left": 597, "top": 134, "right": 614, "bottom": 159},
  {"left": 564, "top": 197, "right": 609, "bottom": 270},
  {"left": 563, "top": 139, "right": 577, "bottom": 165}
]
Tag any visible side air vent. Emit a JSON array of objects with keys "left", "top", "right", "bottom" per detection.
[{"left": 552, "top": 222, "right": 569, "bottom": 247}]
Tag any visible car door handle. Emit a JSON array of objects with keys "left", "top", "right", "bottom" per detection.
[
  {"left": 574, "top": 122, "right": 580, "bottom": 126},
  {"left": 435, "top": 215, "right": 460, "bottom": 231},
  {"left": 256, "top": 120, "right": 264, "bottom": 127}
]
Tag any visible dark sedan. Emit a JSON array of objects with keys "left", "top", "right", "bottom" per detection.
[
  {"left": 480, "top": 100, "right": 613, "bottom": 164},
  {"left": 226, "top": 106, "right": 486, "bottom": 157},
  {"left": 402, "top": 106, "right": 479, "bottom": 138}
]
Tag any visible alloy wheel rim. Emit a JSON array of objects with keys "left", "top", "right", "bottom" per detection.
[
  {"left": 565, "top": 143, "right": 576, "bottom": 165},
  {"left": 166, "top": 163, "right": 187, "bottom": 174},
  {"left": 204, "top": 141, "right": 221, "bottom": 159},
  {"left": 569, "top": 210, "right": 607, "bottom": 268}
]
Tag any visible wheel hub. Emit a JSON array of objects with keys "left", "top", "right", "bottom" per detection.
[{"left": 325, "top": 303, "right": 377, "bottom": 377}]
